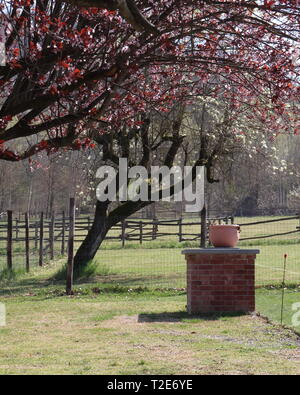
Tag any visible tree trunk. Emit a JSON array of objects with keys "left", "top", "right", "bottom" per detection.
[
  {"left": 73, "top": 200, "right": 110, "bottom": 267},
  {"left": 74, "top": 198, "right": 149, "bottom": 268}
]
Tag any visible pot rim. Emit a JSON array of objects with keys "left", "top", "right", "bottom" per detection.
[{"left": 209, "top": 224, "right": 240, "bottom": 228}]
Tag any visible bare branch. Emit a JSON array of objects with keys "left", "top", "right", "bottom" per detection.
[{"left": 64, "top": 0, "right": 158, "bottom": 33}]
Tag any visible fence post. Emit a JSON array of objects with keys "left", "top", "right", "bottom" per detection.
[
  {"left": 39, "top": 212, "right": 44, "bottom": 267},
  {"left": 25, "top": 212, "right": 30, "bottom": 273},
  {"left": 61, "top": 211, "right": 65, "bottom": 255},
  {"left": 66, "top": 198, "right": 75, "bottom": 295},
  {"left": 34, "top": 220, "right": 38, "bottom": 249},
  {"left": 200, "top": 204, "right": 207, "bottom": 248},
  {"left": 178, "top": 217, "right": 183, "bottom": 242},
  {"left": 121, "top": 220, "right": 126, "bottom": 247},
  {"left": 15, "top": 218, "right": 19, "bottom": 241},
  {"left": 152, "top": 218, "right": 157, "bottom": 240},
  {"left": 139, "top": 221, "right": 143, "bottom": 245},
  {"left": 49, "top": 212, "right": 55, "bottom": 260},
  {"left": 7, "top": 210, "right": 13, "bottom": 271}
]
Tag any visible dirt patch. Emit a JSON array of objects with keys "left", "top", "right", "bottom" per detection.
[
  {"left": 107, "top": 315, "right": 139, "bottom": 325},
  {"left": 102, "top": 313, "right": 300, "bottom": 350}
]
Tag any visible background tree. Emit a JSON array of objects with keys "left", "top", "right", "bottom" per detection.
[{"left": 73, "top": 90, "right": 296, "bottom": 266}]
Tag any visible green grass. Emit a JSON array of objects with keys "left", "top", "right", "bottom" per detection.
[
  {"left": 100, "top": 214, "right": 300, "bottom": 246},
  {"left": 52, "top": 259, "right": 104, "bottom": 281},
  {"left": 1, "top": 215, "right": 299, "bottom": 286},
  {"left": 0, "top": 264, "right": 300, "bottom": 375},
  {"left": 0, "top": 214, "right": 299, "bottom": 374},
  {"left": 1, "top": 237, "right": 299, "bottom": 290},
  {"left": 83, "top": 214, "right": 300, "bottom": 288},
  {"left": 0, "top": 267, "right": 26, "bottom": 282},
  {"left": 84, "top": 243, "right": 300, "bottom": 289},
  {"left": 256, "top": 288, "right": 300, "bottom": 328}
]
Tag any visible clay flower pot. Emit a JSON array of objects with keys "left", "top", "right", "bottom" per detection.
[{"left": 209, "top": 224, "right": 240, "bottom": 248}]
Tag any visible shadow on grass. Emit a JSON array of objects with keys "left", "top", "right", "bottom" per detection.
[
  {"left": 93, "top": 274, "right": 184, "bottom": 286},
  {"left": 138, "top": 311, "right": 248, "bottom": 323},
  {"left": 52, "top": 267, "right": 184, "bottom": 289},
  {"left": 0, "top": 274, "right": 186, "bottom": 299},
  {"left": 0, "top": 278, "right": 56, "bottom": 297}
]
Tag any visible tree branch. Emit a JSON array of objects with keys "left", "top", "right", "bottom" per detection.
[{"left": 65, "top": 0, "right": 158, "bottom": 33}]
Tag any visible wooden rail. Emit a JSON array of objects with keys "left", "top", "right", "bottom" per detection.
[{"left": 1, "top": 211, "right": 299, "bottom": 273}]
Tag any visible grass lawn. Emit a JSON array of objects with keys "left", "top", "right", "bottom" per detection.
[
  {"left": 0, "top": 215, "right": 299, "bottom": 375},
  {"left": 256, "top": 288, "right": 300, "bottom": 329},
  {"left": 1, "top": 242, "right": 300, "bottom": 288},
  {"left": 90, "top": 243, "right": 300, "bottom": 288},
  {"left": 0, "top": 262, "right": 300, "bottom": 375},
  {"left": 1, "top": 215, "right": 300, "bottom": 288}
]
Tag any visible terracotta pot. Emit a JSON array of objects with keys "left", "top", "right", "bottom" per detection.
[{"left": 209, "top": 224, "right": 240, "bottom": 248}]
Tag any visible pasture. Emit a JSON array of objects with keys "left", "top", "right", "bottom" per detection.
[{"left": 1, "top": 215, "right": 300, "bottom": 288}]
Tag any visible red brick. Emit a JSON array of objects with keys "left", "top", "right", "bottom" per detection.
[
  {"left": 210, "top": 281, "right": 225, "bottom": 286},
  {"left": 210, "top": 300, "right": 226, "bottom": 306},
  {"left": 190, "top": 291, "right": 204, "bottom": 296},
  {"left": 212, "top": 291, "right": 226, "bottom": 296},
  {"left": 188, "top": 264, "right": 212, "bottom": 270},
  {"left": 185, "top": 251, "right": 257, "bottom": 314},
  {"left": 223, "top": 264, "right": 239, "bottom": 270},
  {"left": 232, "top": 281, "right": 247, "bottom": 286}
]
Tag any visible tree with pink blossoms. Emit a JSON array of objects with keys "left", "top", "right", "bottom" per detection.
[{"left": 0, "top": 0, "right": 300, "bottom": 266}]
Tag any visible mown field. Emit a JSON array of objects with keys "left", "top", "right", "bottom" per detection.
[
  {"left": 0, "top": 261, "right": 300, "bottom": 375},
  {"left": 1, "top": 240, "right": 299, "bottom": 288},
  {"left": 96, "top": 215, "right": 300, "bottom": 287},
  {"left": 0, "top": 215, "right": 299, "bottom": 333},
  {"left": 0, "top": 215, "right": 300, "bottom": 288},
  {"left": 101, "top": 215, "right": 300, "bottom": 244}
]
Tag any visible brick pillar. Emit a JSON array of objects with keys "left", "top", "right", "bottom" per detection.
[{"left": 182, "top": 248, "right": 260, "bottom": 314}]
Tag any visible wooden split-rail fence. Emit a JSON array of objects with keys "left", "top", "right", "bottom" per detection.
[
  {"left": 1, "top": 212, "right": 234, "bottom": 258},
  {"left": 0, "top": 208, "right": 234, "bottom": 273},
  {"left": 2, "top": 206, "right": 300, "bottom": 276}
]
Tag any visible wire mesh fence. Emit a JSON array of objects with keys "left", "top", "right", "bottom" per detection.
[
  {"left": 0, "top": 210, "right": 299, "bottom": 333},
  {"left": 0, "top": 212, "right": 299, "bottom": 290},
  {"left": 88, "top": 214, "right": 300, "bottom": 290},
  {"left": 0, "top": 213, "right": 67, "bottom": 274}
]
